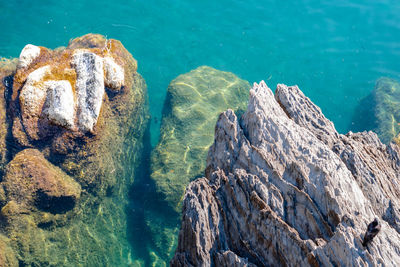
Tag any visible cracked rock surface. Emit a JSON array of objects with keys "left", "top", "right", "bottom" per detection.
[{"left": 172, "top": 81, "right": 400, "bottom": 266}]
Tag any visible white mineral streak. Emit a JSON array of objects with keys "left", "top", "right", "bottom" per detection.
[
  {"left": 104, "top": 56, "right": 124, "bottom": 90},
  {"left": 19, "top": 66, "right": 51, "bottom": 117},
  {"left": 72, "top": 50, "right": 105, "bottom": 132},
  {"left": 172, "top": 81, "right": 400, "bottom": 266},
  {"left": 43, "top": 80, "right": 75, "bottom": 128},
  {"left": 18, "top": 44, "right": 41, "bottom": 69}
]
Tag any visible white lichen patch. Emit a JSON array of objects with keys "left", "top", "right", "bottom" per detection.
[
  {"left": 72, "top": 50, "right": 105, "bottom": 132},
  {"left": 18, "top": 44, "right": 41, "bottom": 69},
  {"left": 43, "top": 80, "right": 75, "bottom": 128},
  {"left": 104, "top": 56, "right": 124, "bottom": 90}
]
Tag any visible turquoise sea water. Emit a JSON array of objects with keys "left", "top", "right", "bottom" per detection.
[
  {"left": 1, "top": 0, "right": 400, "bottom": 143},
  {"left": 1, "top": 0, "right": 400, "bottom": 265}
]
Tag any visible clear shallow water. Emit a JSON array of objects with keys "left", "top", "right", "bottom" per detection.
[
  {"left": 1, "top": 0, "right": 400, "bottom": 265},
  {"left": 1, "top": 0, "right": 400, "bottom": 143}
]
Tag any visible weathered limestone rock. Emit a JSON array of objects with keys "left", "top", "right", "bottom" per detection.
[
  {"left": 72, "top": 50, "right": 105, "bottom": 132},
  {"left": 10, "top": 33, "right": 127, "bottom": 145},
  {"left": 151, "top": 66, "right": 250, "bottom": 212},
  {"left": 42, "top": 80, "right": 75, "bottom": 128},
  {"left": 0, "top": 149, "right": 81, "bottom": 213},
  {"left": 373, "top": 77, "right": 400, "bottom": 144},
  {"left": 0, "top": 34, "right": 148, "bottom": 266},
  {"left": 17, "top": 44, "right": 41, "bottom": 69},
  {"left": 104, "top": 56, "right": 124, "bottom": 90},
  {"left": 172, "top": 81, "right": 400, "bottom": 266}
]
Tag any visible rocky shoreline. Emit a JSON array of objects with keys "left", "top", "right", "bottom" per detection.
[
  {"left": 1, "top": 33, "right": 400, "bottom": 266},
  {"left": 171, "top": 81, "right": 400, "bottom": 266}
]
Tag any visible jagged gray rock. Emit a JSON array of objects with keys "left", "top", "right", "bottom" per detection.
[{"left": 171, "top": 81, "right": 400, "bottom": 266}]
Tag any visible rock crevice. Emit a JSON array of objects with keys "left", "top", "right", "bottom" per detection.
[{"left": 172, "top": 81, "right": 400, "bottom": 266}]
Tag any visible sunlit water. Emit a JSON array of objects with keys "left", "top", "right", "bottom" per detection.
[{"left": 1, "top": 0, "right": 400, "bottom": 265}]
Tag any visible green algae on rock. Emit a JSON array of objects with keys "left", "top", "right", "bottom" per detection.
[
  {"left": 1, "top": 149, "right": 81, "bottom": 214},
  {"left": 0, "top": 34, "right": 149, "bottom": 266},
  {"left": 0, "top": 234, "right": 17, "bottom": 267},
  {"left": 373, "top": 77, "right": 400, "bottom": 144},
  {"left": 145, "top": 66, "right": 250, "bottom": 264},
  {"left": 151, "top": 66, "right": 250, "bottom": 211}
]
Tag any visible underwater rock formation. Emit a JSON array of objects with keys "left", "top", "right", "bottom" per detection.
[
  {"left": 172, "top": 81, "right": 400, "bottom": 266},
  {"left": 146, "top": 66, "right": 250, "bottom": 263},
  {"left": 373, "top": 77, "right": 400, "bottom": 144},
  {"left": 1, "top": 149, "right": 81, "bottom": 214},
  {"left": 0, "top": 34, "right": 148, "bottom": 266},
  {"left": 151, "top": 66, "right": 250, "bottom": 211}
]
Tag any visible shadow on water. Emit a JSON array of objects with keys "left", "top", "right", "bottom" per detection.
[
  {"left": 348, "top": 92, "right": 378, "bottom": 134},
  {"left": 127, "top": 118, "right": 180, "bottom": 266}
]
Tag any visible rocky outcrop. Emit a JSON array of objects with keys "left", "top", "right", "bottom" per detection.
[
  {"left": 172, "top": 81, "right": 400, "bottom": 266},
  {"left": 0, "top": 34, "right": 149, "bottom": 266}
]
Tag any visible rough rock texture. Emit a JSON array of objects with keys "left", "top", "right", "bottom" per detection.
[
  {"left": 145, "top": 66, "right": 250, "bottom": 264},
  {"left": 0, "top": 58, "right": 16, "bottom": 176},
  {"left": 373, "top": 77, "right": 400, "bottom": 144},
  {"left": 0, "top": 34, "right": 149, "bottom": 266},
  {"left": 1, "top": 149, "right": 81, "bottom": 213},
  {"left": 17, "top": 44, "right": 41, "bottom": 69},
  {"left": 172, "top": 81, "right": 400, "bottom": 266},
  {"left": 10, "top": 32, "right": 129, "bottom": 146},
  {"left": 0, "top": 234, "right": 17, "bottom": 267}
]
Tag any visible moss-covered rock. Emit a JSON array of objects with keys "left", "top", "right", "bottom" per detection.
[
  {"left": 373, "top": 77, "right": 400, "bottom": 144},
  {"left": 151, "top": 66, "right": 250, "bottom": 211},
  {"left": 0, "top": 34, "right": 149, "bottom": 266},
  {"left": 144, "top": 66, "right": 249, "bottom": 264},
  {"left": 0, "top": 234, "right": 17, "bottom": 267},
  {"left": 1, "top": 149, "right": 81, "bottom": 213}
]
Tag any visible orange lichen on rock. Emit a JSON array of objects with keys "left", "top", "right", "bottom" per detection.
[
  {"left": 9, "top": 34, "right": 133, "bottom": 147},
  {"left": 0, "top": 34, "right": 148, "bottom": 266}
]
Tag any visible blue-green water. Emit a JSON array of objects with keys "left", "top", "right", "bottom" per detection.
[
  {"left": 1, "top": 0, "right": 400, "bottom": 144},
  {"left": 1, "top": 0, "right": 400, "bottom": 265}
]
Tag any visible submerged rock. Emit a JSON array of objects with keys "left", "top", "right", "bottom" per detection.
[
  {"left": 0, "top": 34, "right": 148, "bottom": 266},
  {"left": 0, "top": 234, "right": 17, "bottom": 267},
  {"left": 373, "top": 77, "right": 400, "bottom": 144},
  {"left": 151, "top": 66, "right": 250, "bottom": 211},
  {"left": 0, "top": 149, "right": 81, "bottom": 214},
  {"left": 145, "top": 66, "right": 249, "bottom": 263},
  {"left": 172, "top": 81, "right": 400, "bottom": 266}
]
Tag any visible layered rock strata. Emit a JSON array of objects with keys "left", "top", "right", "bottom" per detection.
[
  {"left": 0, "top": 34, "right": 148, "bottom": 266},
  {"left": 172, "top": 81, "right": 400, "bottom": 266}
]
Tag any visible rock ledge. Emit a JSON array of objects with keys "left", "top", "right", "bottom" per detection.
[{"left": 172, "top": 81, "right": 400, "bottom": 266}]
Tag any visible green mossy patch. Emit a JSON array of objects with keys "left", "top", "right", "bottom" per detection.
[
  {"left": 145, "top": 66, "right": 250, "bottom": 264},
  {"left": 151, "top": 66, "right": 250, "bottom": 211},
  {"left": 373, "top": 77, "right": 400, "bottom": 144}
]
